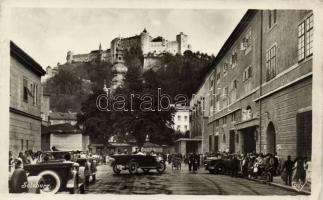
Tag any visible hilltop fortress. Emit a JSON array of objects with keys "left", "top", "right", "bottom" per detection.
[{"left": 66, "top": 29, "right": 191, "bottom": 71}]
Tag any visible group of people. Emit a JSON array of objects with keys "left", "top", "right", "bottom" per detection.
[
  {"left": 203, "top": 151, "right": 310, "bottom": 186},
  {"left": 9, "top": 147, "right": 101, "bottom": 193},
  {"left": 164, "top": 152, "right": 202, "bottom": 173},
  {"left": 9, "top": 150, "right": 44, "bottom": 173}
]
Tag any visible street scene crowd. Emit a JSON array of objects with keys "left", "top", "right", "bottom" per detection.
[
  {"left": 158, "top": 151, "right": 310, "bottom": 186},
  {"left": 8, "top": 146, "right": 311, "bottom": 193}
]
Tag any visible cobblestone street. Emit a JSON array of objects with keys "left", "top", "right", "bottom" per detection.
[{"left": 84, "top": 164, "right": 303, "bottom": 195}]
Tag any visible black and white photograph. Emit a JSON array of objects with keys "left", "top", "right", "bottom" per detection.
[{"left": 1, "top": 0, "right": 323, "bottom": 198}]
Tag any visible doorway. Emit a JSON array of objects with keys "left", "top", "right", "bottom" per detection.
[
  {"left": 241, "top": 127, "right": 256, "bottom": 154},
  {"left": 266, "top": 122, "right": 276, "bottom": 154}
]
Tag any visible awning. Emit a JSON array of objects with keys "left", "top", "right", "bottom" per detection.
[{"left": 234, "top": 118, "right": 259, "bottom": 130}]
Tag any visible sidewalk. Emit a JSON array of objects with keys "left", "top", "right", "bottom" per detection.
[{"left": 250, "top": 175, "right": 311, "bottom": 195}]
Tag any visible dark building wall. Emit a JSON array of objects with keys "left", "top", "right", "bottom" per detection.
[
  {"left": 202, "top": 10, "right": 312, "bottom": 159},
  {"left": 258, "top": 10, "right": 313, "bottom": 159}
]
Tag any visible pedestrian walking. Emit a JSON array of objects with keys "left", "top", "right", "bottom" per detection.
[
  {"left": 84, "top": 158, "right": 92, "bottom": 184},
  {"left": 90, "top": 158, "right": 97, "bottom": 182},
  {"left": 282, "top": 155, "right": 294, "bottom": 186},
  {"left": 293, "top": 156, "right": 306, "bottom": 185}
]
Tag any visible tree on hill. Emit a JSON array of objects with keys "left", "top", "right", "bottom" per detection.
[
  {"left": 78, "top": 48, "right": 215, "bottom": 146},
  {"left": 78, "top": 48, "right": 176, "bottom": 146},
  {"left": 43, "top": 61, "right": 112, "bottom": 112}
]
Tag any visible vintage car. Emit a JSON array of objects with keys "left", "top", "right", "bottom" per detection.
[
  {"left": 110, "top": 154, "right": 166, "bottom": 174},
  {"left": 204, "top": 156, "right": 240, "bottom": 174},
  {"left": 23, "top": 151, "right": 85, "bottom": 194}
]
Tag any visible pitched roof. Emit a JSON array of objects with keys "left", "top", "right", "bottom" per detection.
[
  {"left": 42, "top": 123, "right": 82, "bottom": 135},
  {"left": 10, "top": 41, "right": 46, "bottom": 76}
]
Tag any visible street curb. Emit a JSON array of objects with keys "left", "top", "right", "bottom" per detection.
[{"left": 248, "top": 178, "right": 311, "bottom": 195}]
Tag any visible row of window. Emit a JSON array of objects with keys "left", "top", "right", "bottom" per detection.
[
  {"left": 210, "top": 13, "right": 313, "bottom": 105},
  {"left": 176, "top": 125, "right": 188, "bottom": 131},
  {"left": 176, "top": 115, "right": 188, "bottom": 121}
]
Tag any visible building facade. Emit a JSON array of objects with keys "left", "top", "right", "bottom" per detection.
[
  {"left": 173, "top": 106, "right": 190, "bottom": 134},
  {"left": 41, "top": 123, "right": 89, "bottom": 151},
  {"left": 10, "top": 41, "right": 46, "bottom": 156},
  {"left": 192, "top": 10, "right": 312, "bottom": 161}
]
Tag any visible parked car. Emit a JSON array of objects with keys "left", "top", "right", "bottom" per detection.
[
  {"left": 23, "top": 151, "right": 85, "bottom": 194},
  {"left": 110, "top": 154, "right": 166, "bottom": 174},
  {"left": 204, "top": 157, "right": 239, "bottom": 174}
]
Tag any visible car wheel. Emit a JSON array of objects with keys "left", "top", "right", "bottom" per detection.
[
  {"left": 38, "top": 170, "right": 61, "bottom": 194},
  {"left": 113, "top": 164, "right": 121, "bottom": 174},
  {"left": 142, "top": 168, "right": 150, "bottom": 174},
  {"left": 128, "top": 161, "right": 138, "bottom": 174},
  {"left": 216, "top": 165, "right": 225, "bottom": 174},
  {"left": 156, "top": 162, "right": 166, "bottom": 174}
]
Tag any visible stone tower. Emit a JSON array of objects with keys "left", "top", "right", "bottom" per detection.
[
  {"left": 176, "top": 32, "right": 189, "bottom": 55},
  {"left": 98, "top": 43, "right": 104, "bottom": 62},
  {"left": 111, "top": 42, "right": 128, "bottom": 91},
  {"left": 140, "top": 28, "right": 151, "bottom": 55},
  {"left": 66, "top": 51, "right": 74, "bottom": 64}
]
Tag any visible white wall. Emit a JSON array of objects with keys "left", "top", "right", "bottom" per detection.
[
  {"left": 173, "top": 110, "right": 190, "bottom": 133},
  {"left": 50, "top": 133, "right": 83, "bottom": 151}
]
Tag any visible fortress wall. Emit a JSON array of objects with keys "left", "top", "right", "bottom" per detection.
[
  {"left": 73, "top": 54, "right": 90, "bottom": 62},
  {"left": 166, "top": 41, "right": 178, "bottom": 55},
  {"left": 148, "top": 42, "right": 168, "bottom": 54},
  {"left": 120, "top": 36, "right": 141, "bottom": 50}
]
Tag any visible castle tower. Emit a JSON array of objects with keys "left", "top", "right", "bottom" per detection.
[
  {"left": 110, "top": 37, "right": 122, "bottom": 63},
  {"left": 176, "top": 32, "right": 189, "bottom": 55},
  {"left": 111, "top": 45, "right": 128, "bottom": 91},
  {"left": 98, "top": 43, "right": 104, "bottom": 62},
  {"left": 140, "top": 28, "right": 151, "bottom": 55},
  {"left": 66, "top": 51, "right": 74, "bottom": 64}
]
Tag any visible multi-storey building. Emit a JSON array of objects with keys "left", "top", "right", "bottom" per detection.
[
  {"left": 178, "top": 70, "right": 214, "bottom": 154},
  {"left": 10, "top": 41, "right": 46, "bottom": 156},
  {"left": 192, "top": 10, "right": 312, "bottom": 161},
  {"left": 173, "top": 105, "right": 190, "bottom": 134}
]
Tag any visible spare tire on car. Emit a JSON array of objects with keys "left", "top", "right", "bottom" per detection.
[{"left": 38, "top": 170, "right": 61, "bottom": 194}]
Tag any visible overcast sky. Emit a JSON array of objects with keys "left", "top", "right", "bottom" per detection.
[{"left": 10, "top": 8, "right": 246, "bottom": 68}]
